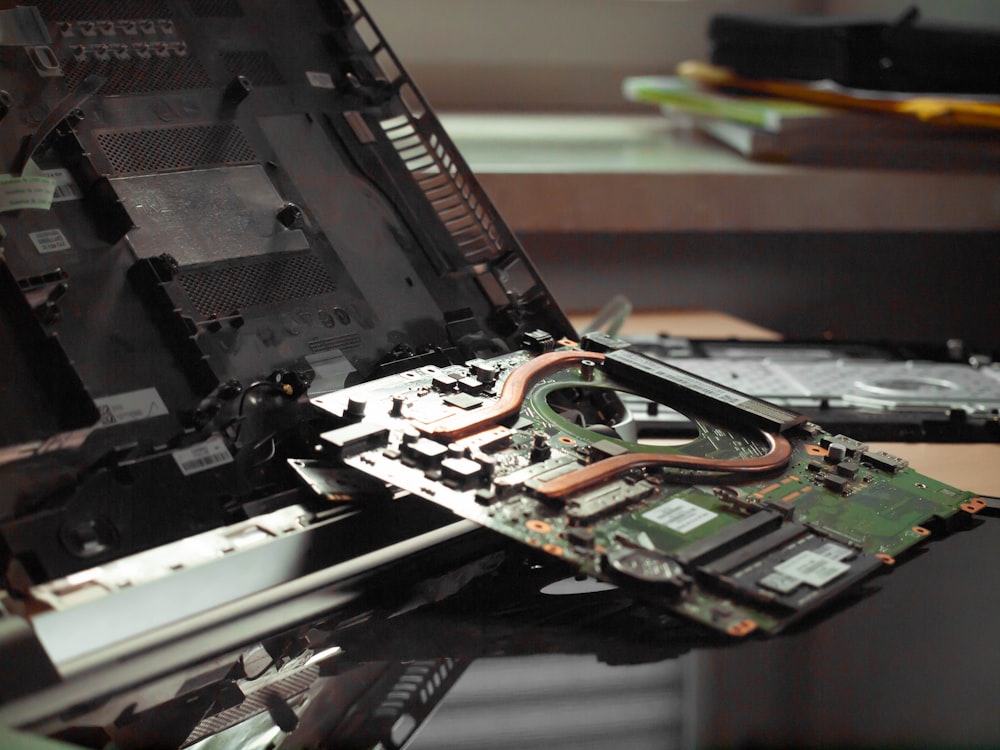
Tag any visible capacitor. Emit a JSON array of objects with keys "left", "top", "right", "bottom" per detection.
[
  {"left": 389, "top": 395, "right": 405, "bottom": 417},
  {"left": 826, "top": 442, "right": 847, "bottom": 462},
  {"left": 346, "top": 397, "right": 366, "bottom": 418}
]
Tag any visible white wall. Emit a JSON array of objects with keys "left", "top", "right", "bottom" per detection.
[
  {"left": 363, "top": 0, "right": 823, "bottom": 110},
  {"left": 362, "top": 0, "right": 1000, "bottom": 110}
]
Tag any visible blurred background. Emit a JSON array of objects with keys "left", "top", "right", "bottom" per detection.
[
  {"left": 365, "top": 0, "right": 1000, "bottom": 111},
  {"left": 363, "top": 0, "right": 1000, "bottom": 346}
]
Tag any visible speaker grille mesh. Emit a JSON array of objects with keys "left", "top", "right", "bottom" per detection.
[
  {"left": 33, "top": 0, "right": 173, "bottom": 21},
  {"left": 308, "top": 334, "right": 362, "bottom": 354},
  {"left": 186, "top": 0, "right": 243, "bottom": 17},
  {"left": 97, "top": 123, "right": 256, "bottom": 175},
  {"left": 178, "top": 255, "right": 337, "bottom": 319},
  {"left": 64, "top": 54, "right": 211, "bottom": 96},
  {"left": 221, "top": 50, "right": 284, "bottom": 86}
]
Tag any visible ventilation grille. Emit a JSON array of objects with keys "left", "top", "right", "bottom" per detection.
[
  {"left": 64, "top": 54, "right": 211, "bottom": 96},
  {"left": 186, "top": 0, "right": 243, "bottom": 17},
  {"left": 178, "top": 255, "right": 337, "bottom": 319},
  {"left": 339, "top": 2, "right": 504, "bottom": 265},
  {"left": 183, "top": 665, "right": 318, "bottom": 747},
  {"left": 97, "top": 123, "right": 256, "bottom": 175},
  {"left": 32, "top": 0, "right": 173, "bottom": 21},
  {"left": 309, "top": 333, "right": 362, "bottom": 354},
  {"left": 331, "top": 3, "right": 504, "bottom": 264},
  {"left": 221, "top": 50, "right": 284, "bottom": 86},
  {"left": 380, "top": 115, "right": 503, "bottom": 265}
]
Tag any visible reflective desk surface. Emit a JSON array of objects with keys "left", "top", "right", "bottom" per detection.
[
  {"left": 410, "top": 312, "right": 1000, "bottom": 750},
  {"left": 10, "top": 312, "right": 999, "bottom": 750}
]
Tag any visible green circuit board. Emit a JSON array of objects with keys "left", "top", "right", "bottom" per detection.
[{"left": 310, "top": 343, "right": 986, "bottom": 636}]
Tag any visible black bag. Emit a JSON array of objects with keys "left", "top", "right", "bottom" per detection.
[{"left": 709, "top": 7, "right": 1000, "bottom": 94}]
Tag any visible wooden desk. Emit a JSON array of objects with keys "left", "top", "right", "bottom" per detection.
[
  {"left": 570, "top": 310, "right": 1000, "bottom": 496},
  {"left": 442, "top": 114, "right": 1000, "bottom": 233}
]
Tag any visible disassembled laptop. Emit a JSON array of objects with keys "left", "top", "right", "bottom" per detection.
[{"left": 0, "top": 0, "right": 993, "bottom": 745}]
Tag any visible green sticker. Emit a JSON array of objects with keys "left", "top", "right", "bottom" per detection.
[{"left": 0, "top": 174, "right": 57, "bottom": 212}]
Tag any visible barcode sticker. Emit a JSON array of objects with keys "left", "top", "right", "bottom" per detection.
[
  {"left": 42, "top": 169, "right": 83, "bottom": 202},
  {"left": 306, "top": 70, "right": 335, "bottom": 89},
  {"left": 644, "top": 498, "right": 718, "bottom": 534},
  {"left": 774, "top": 550, "right": 850, "bottom": 588},
  {"left": 29, "top": 228, "right": 71, "bottom": 254},
  {"left": 95, "top": 387, "right": 168, "bottom": 426},
  {"left": 173, "top": 436, "right": 233, "bottom": 476}
]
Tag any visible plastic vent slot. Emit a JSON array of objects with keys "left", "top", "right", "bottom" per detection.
[
  {"left": 97, "top": 123, "right": 256, "bottom": 175},
  {"left": 186, "top": 0, "right": 243, "bottom": 17},
  {"left": 178, "top": 254, "right": 337, "bottom": 320},
  {"left": 382, "top": 114, "right": 503, "bottom": 265},
  {"left": 183, "top": 665, "right": 318, "bottom": 747},
  {"left": 308, "top": 334, "right": 363, "bottom": 354},
  {"left": 338, "top": 5, "right": 503, "bottom": 265}
]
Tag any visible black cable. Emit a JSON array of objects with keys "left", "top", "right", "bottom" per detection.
[
  {"left": 231, "top": 381, "right": 286, "bottom": 443},
  {"left": 250, "top": 434, "right": 278, "bottom": 468}
]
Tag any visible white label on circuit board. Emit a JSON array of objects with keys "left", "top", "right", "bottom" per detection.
[
  {"left": 173, "top": 436, "right": 233, "bottom": 476},
  {"left": 644, "top": 499, "right": 718, "bottom": 534},
  {"left": 774, "top": 550, "right": 850, "bottom": 588},
  {"left": 95, "top": 387, "right": 168, "bottom": 426},
  {"left": 813, "top": 542, "right": 853, "bottom": 562},
  {"left": 28, "top": 229, "right": 71, "bottom": 254},
  {"left": 306, "top": 71, "right": 335, "bottom": 89}
]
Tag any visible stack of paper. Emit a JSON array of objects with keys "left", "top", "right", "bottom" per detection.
[{"left": 624, "top": 65, "right": 1000, "bottom": 170}]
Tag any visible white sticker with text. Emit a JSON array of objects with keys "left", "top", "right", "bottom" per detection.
[
  {"left": 305, "top": 71, "right": 335, "bottom": 89},
  {"left": 95, "top": 387, "right": 168, "bottom": 426},
  {"left": 29, "top": 228, "right": 71, "bottom": 254},
  {"left": 774, "top": 550, "right": 850, "bottom": 588},
  {"left": 173, "top": 436, "right": 234, "bottom": 476},
  {"left": 644, "top": 499, "right": 718, "bottom": 534}
]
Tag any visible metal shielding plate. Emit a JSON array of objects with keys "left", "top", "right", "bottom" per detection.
[{"left": 114, "top": 164, "right": 309, "bottom": 267}]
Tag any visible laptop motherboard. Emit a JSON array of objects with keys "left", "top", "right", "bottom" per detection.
[{"left": 313, "top": 337, "right": 987, "bottom": 636}]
